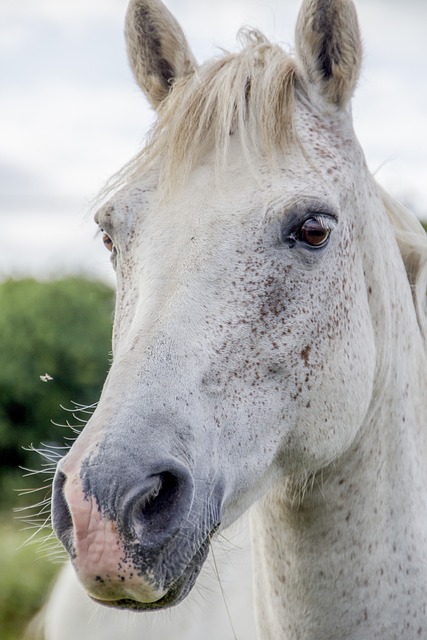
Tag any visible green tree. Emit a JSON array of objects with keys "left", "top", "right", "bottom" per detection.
[{"left": 0, "top": 277, "right": 114, "bottom": 475}]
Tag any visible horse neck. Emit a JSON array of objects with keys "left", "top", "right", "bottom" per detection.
[{"left": 250, "top": 265, "right": 427, "bottom": 639}]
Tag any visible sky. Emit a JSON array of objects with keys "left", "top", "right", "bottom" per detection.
[{"left": 1, "top": 0, "right": 426, "bottom": 283}]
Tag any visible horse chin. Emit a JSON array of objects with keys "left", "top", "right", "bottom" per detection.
[{"left": 90, "top": 536, "right": 211, "bottom": 612}]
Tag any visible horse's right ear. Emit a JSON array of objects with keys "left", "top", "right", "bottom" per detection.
[
  {"left": 125, "top": 0, "right": 197, "bottom": 109},
  {"left": 295, "top": 0, "right": 362, "bottom": 108}
]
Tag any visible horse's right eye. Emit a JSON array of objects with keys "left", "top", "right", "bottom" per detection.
[{"left": 102, "top": 232, "right": 114, "bottom": 252}]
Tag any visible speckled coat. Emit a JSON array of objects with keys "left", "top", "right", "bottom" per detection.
[{"left": 50, "top": 1, "right": 427, "bottom": 638}]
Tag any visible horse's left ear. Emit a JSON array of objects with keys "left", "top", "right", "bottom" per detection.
[
  {"left": 125, "top": 0, "right": 197, "bottom": 109},
  {"left": 295, "top": 0, "right": 362, "bottom": 108}
]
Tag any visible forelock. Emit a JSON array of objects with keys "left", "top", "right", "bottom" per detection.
[{"left": 110, "top": 30, "right": 301, "bottom": 200}]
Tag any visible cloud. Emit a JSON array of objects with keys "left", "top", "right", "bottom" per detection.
[
  {"left": 0, "top": 161, "right": 39, "bottom": 197},
  {"left": 0, "top": 0, "right": 123, "bottom": 31},
  {"left": 2, "top": 208, "right": 114, "bottom": 283}
]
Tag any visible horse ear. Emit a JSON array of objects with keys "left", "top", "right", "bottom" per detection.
[
  {"left": 125, "top": 0, "right": 197, "bottom": 109},
  {"left": 295, "top": 0, "right": 362, "bottom": 108}
]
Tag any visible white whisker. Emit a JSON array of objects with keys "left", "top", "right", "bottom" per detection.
[{"left": 209, "top": 543, "right": 239, "bottom": 640}]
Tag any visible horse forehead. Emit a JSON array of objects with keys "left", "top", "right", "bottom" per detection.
[{"left": 109, "top": 114, "right": 359, "bottom": 238}]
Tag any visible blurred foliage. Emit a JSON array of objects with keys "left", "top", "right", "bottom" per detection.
[
  {"left": 0, "top": 277, "right": 114, "bottom": 638},
  {"left": 0, "top": 514, "right": 59, "bottom": 640},
  {"left": 0, "top": 277, "right": 114, "bottom": 501}
]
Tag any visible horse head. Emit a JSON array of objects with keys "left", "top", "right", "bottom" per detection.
[{"left": 51, "top": 0, "right": 425, "bottom": 624}]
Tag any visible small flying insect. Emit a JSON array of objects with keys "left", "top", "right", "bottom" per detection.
[{"left": 40, "top": 373, "right": 53, "bottom": 383}]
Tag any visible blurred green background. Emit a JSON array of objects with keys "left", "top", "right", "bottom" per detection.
[{"left": 0, "top": 276, "right": 114, "bottom": 640}]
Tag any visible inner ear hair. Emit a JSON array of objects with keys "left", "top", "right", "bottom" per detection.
[
  {"left": 125, "top": 0, "right": 197, "bottom": 108},
  {"left": 295, "top": 0, "right": 362, "bottom": 108}
]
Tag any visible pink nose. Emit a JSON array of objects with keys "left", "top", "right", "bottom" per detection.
[{"left": 51, "top": 460, "right": 196, "bottom": 603}]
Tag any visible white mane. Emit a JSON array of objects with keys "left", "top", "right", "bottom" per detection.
[{"left": 379, "top": 184, "right": 427, "bottom": 338}]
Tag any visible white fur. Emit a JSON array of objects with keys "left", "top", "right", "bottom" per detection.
[{"left": 51, "top": 1, "right": 427, "bottom": 638}]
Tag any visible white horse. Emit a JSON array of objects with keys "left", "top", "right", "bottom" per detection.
[{"left": 49, "top": 0, "right": 427, "bottom": 638}]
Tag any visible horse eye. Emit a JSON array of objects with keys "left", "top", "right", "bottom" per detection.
[
  {"left": 102, "top": 232, "right": 114, "bottom": 252},
  {"left": 298, "top": 217, "right": 331, "bottom": 248}
]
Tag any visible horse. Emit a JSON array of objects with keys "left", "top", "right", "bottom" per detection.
[{"left": 49, "top": 0, "right": 427, "bottom": 638}]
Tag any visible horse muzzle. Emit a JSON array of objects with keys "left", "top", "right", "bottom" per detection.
[{"left": 51, "top": 453, "right": 220, "bottom": 609}]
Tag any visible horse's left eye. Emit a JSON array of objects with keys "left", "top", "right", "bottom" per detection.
[
  {"left": 102, "top": 232, "right": 114, "bottom": 252},
  {"left": 298, "top": 217, "right": 331, "bottom": 248}
]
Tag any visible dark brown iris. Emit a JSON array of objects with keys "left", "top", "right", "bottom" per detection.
[{"left": 298, "top": 218, "right": 331, "bottom": 247}]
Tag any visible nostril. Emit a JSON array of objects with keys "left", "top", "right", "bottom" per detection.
[
  {"left": 51, "top": 470, "right": 73, "bottom": 552},
  {"left": 132, "top": 472, "right": 180, "bottom": 533},
  {"left": 127, "top": 468, "right": 194, "bottom": 545},
  {"left": 51, "top": 460, "right": 195, "bottom": 555}
]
